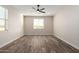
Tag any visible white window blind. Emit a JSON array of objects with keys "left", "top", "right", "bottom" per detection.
[
  {"left": 0, "top": 6, "right": 8, "bottom": 31},
  {"left": 33, "top": 19, "right": 44, "bottom": 29}
]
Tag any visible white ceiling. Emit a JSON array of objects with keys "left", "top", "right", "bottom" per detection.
[{"left": 13, "top": 5, "right": 64, "bottom": 16}]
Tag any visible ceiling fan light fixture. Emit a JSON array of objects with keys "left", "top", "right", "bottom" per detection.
[{"left": 32, "top": 5, "right": 46, "bottom": 13}]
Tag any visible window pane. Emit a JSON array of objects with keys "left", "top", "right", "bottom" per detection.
[
  {"left": 0, "top": 7, "right": 5, "bottom": 18},
  {"left": 0, "top": 27, "right": 5, "bottom": 31},
  {"left": 0, "top": 6, "right": 8, "bottom": 31},
  {"left": 0, "top": 19, "right": 5, "bottom": 26},
  {"left": 33, "top": 19, "right": 44, "bottom": 29},
  {"left": 0, "top": 19, "right": 5, "bottom": 31}
]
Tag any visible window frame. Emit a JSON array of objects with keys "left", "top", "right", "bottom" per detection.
[
  {"left": 0, "top": 6, "right": 8, "bottom": 31},
  {"left": 33, "top": 18, "right": 44, "bottom": 29}
]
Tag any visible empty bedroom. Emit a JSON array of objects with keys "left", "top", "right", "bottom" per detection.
[{"left": 0, "top": 5, "right": 79, "bottom": 53}]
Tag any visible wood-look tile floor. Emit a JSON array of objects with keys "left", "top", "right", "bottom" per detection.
[{"left": 0, "top": 35, "right": 79, "bottom": 53}]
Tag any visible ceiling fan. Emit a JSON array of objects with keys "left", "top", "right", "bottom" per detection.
[{"left": 32, "top": 5, "right": 46, "bottom": 13}]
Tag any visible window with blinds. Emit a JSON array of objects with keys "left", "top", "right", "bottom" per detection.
[
  {"left": 0, "top": 6, "right": 8, "bottom": 31},
  {"left": 33, "top": 19, "right": 44, "bottom": 29}
]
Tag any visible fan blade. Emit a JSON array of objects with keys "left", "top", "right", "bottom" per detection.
[
  {"left": 40, "top": 8, "right": 45, "bottom": 10},
  {"left": 32, "top": 7, "right": 36, "bottom": 10},
  {"left": 39, "top": 10, "right": 45, "bottom": 13}
]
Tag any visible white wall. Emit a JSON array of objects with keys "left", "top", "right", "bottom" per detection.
[
  {"left": 54, "top": 6, "right": 79, "bottom": 49},
  {"left": 0, "top": 6, "right": 24, "bottom": 47},
  {"left": 24, "top": 16, "right": 53, "bottom": 35}
]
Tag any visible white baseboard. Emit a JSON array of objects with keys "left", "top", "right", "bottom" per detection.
[
  {"left": 54, "top": 34, "right": 79, "bottom": 50},
  {"left": 24, "top": 34, "right": 53, "bottom": 36},
  {"left": 0, "top": 34, "right": 23, "bottom": 48}
]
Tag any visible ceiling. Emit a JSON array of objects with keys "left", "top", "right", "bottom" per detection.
[{"left": 13, "top": 5, "right": 64, "bottom": 16}]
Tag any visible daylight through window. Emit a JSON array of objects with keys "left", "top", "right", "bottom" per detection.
[
  {"left": 0, "top": 6, "right": 8, "bottom": 31},
  {"left": 33, "top": 19, "right": 44, "bottom": 29}
]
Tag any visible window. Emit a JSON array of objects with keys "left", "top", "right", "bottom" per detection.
[
  {"left": 0, "top": 6, "right": 8, "bottom": 31},
  {"left": 33, "top": 19, "right": 44, "bottom": 29}
]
